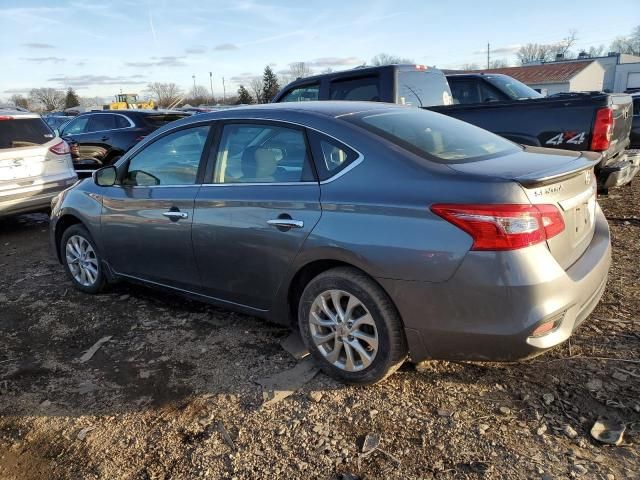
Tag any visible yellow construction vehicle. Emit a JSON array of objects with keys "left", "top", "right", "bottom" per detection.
[{"left": 104, "top": 93, "right": 155, "bottom": 110}]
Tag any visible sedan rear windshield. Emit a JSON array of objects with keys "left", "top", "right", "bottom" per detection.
[
  {"left": 345, "top": 108, "right": 520, "bottom": 163},
  {"left": 0, "top": 117, "right": 54, "bottom": 149},
  {"left": 144, "top": 114, "right": 189, "bottom": 128}
]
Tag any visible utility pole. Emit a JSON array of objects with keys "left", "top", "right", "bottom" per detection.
[
  {"left": 192, "top": 74, "right": 196, "bottom": 91},
  {"left": 487, "top": 42, "right": 490, "bottom": 69},
  {"left": 209, "top": 72, "right": 213, "bottom": 104},
  {"left": 222, "top": 77, "right": 226, "bottom": 105}
]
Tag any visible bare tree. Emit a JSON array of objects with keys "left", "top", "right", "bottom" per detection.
[
  {"left": 516, "top": 43, "right": 555, "bottom": 64},
  {"left": 29, "top": 88, "right": 65, "bottom": 112},
  {"left": 371, "top": 53, "right": 414, "bottom": 66},
  {"left": 185, "top": 85, "right": 211, "bottom": 106},
  {"left": 10, "top": 94, "right": 29, "bottom": 110},
  {"left": 609, "top": 25, "right": 640, "bottom": 55},
  {"left": 249, "top": 77, "right": 264, "bottom": 104},
  {"left": 289, "top": 62, "right": 313, "bottom": 79},
  {"left": 460, "top": 62, "right": 480, "bottom": 71},
  {"left": 587, "top": 45, "right": 606, "bottom": 57},
  {"left": 489, "top": 58, "right": 510, "bottom": 68},
  {"left": 554, "top": 29, "right": 577, "bottom": 58},
  {"left": 145, "top": 82, "right": 183, "bottom": 108}
]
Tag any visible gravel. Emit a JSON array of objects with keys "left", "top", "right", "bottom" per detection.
[{"left": 0, "top": 182, "right": 639, "bottom": 479}]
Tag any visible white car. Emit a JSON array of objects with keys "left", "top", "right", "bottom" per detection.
[{"left": 0, "top": 109, "right": 77, "bottom": 217}]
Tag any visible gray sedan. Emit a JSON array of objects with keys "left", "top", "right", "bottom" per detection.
[{"left": 50, "top": 102, "right": 611, "bottom": 384}]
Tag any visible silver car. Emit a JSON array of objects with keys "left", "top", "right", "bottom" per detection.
[
  {"left": 50, "top": 102, "right": 611, "bottom": 384},
  {"left": 1, "top": 110, "right": 77, "bottom": 217}
]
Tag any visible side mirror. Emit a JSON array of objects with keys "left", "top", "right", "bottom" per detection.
[{"left": 93, "top": 165, "right": 117, "bottom": 187}]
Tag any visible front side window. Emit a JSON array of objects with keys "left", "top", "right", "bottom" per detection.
[
  {"left": 345, "top": 108, "right": 519, "bottom": 163},
  {"left": 330, "top": 76, "right": 380, "bottom": 101},
  {"left": 280, "top": 84, "right": 320, "bottom": 102},
  {"left": 62, "top": 116, "right": 89, "bottom": 135},
  {"left": 125, "top": 125, "right": 210, "bottom": 186},
  {"left": 213, "top": 123, "right": 313, "bottom": 184}
]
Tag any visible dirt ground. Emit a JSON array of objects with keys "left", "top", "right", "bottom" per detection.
[{"left": 0, "top": 182, "right": 638, "bottom": 480}]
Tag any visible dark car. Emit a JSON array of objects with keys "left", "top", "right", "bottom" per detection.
[
  {"left": 59, "top": 110, "right": 188, "bottom": 174},
  {"left": 274, "top": 67, "right": 636, "bottom": 190},
  {"left": 631, "top": 94, "right": 640, "bottom": 149},
  {"left": 50, "top": 102, "right": 611, "bottom": 385}
]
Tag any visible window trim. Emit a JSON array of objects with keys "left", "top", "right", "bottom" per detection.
[
  {"left": 119, "top": 121, "right": 215, "bottom": 188},
  {"left": 64, "top": 113, "right": 136, "bottom": 136}
]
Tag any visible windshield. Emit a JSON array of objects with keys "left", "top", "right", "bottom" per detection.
[
  {"left": 397, "top": 70, "right": 453, "bottom": 107},
  {"left": 0, "top": 117, "right": 54, "bottom": 149},
  {"left": 345, "top": 108, "right": 520, "bottom": 163},
  {"left": 485, "top": 75, "right": 542, "bottom": 100}
]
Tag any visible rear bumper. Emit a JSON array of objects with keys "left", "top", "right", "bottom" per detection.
[
  {"left": 378, "top": 205, "right": 612, "bottom": 363},
  {"left": 0, "top": 175, "right": 78, "bottom": 217},
  {"left": 599, "top": 150, "right": 640, "bottom": 189}
]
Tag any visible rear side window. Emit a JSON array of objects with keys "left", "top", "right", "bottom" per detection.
[
  {"left": 144, "top": 114, "right": 189, "bottom": 128},
  {"left": 345, "top": 109, "right": 519, "bottom": 163},
  {"left": 308, "top": 131, "right": 359, "bottom": 180},
  {"left": 397, "top": 70, "right": 453, "bottom": 107},
  {"left": 87, "top": 114, "right": 117, "bottom": 132},
  {"left": 280, "top": 84, "right": 320, "bottom": 102},
  {"left": 330, "top": 76, "right": 380, "bottom": 101},
  {"left": 633, "top": 98, "right": 640, "bottom": 116},
  {"left": 0, "top": 117, "right": 54, "bottom": 149},
  {"left": 115, "top": 115, "right": 131, "bottom": 128}
]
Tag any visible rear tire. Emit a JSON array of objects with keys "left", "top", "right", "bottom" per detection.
[
  {"left": 60, "top": 224, "right": 107, "bottom": 294},
  {"left": 298, "top": 267, "right": 407, "bottom": 385}
]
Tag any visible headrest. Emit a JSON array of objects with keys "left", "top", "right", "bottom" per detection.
[{"left": 241, "top": 147, "right": 278, "bottom": 179}]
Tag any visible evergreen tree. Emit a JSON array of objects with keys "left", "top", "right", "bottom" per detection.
[
  {"left": 64, "top": 87, "right": 80, "bottom": 109},
  {"left": 261, "top": 66, "right": 280, "bottom": 103},
  {"left": 237, "top": 85, "right": 253, "bottom": 104}
]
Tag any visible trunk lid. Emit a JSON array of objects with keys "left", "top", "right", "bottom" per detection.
[{"left": 446, "top": 146, "right": 600, "bottom": 269}]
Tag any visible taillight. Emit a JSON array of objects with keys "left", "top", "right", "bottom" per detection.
[
  {"left": 590, "top": 107, "right": 613, "bottom": 151},
  {"left": 0, "top": 116, "right": 13, "bottom": 121},
  {"left": 49, "top": 140, "right": 70, "bottom": 155},
  {"left": 431, "top": 204, "right": 565, "bottom": 251}
]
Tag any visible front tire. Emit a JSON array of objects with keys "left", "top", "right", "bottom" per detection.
[
  {"left": 60, "top": 224, "right": 106, "bottom": 294},
  {"left": 298, "top": 267, "right": 407, "bottom": 385}
]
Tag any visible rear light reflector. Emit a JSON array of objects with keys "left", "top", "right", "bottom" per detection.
[
  {"left": 530, "top": 312, "right": 565, "bottom": 337},
  {"left": 49, "top": 140, "right": 70, "bottom": 155},
  {"left": 431, "top": 204, "right": 565, "bottom": 251},
  {"left": 590, "top": 107, "right": 613, "bottom": 151}
]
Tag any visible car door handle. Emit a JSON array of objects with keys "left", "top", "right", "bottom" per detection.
[
  {"left": 100, "top": 136, "right": 109, "bottom": 141},
  {"left": 267, "top": 219, "right": 304, "bottom": 229},
  {"left": 162, "top": 211, "right": 188, "bottom": 220}
]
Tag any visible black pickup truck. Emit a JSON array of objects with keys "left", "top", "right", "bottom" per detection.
[{"left": 273, "top": 65, "right": 638, "bottom": 190}]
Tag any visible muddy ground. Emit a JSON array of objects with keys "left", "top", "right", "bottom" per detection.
[{"left": 0, "top": 182, "right": 638, "bottom": 480}]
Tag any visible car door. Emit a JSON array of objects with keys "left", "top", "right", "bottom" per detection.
[
  {"left": 99, "top": 124, "right": 212, "bottom": 290},
  {"left": 80, "top": 113, "right": 120, "bottom": 166},
  {"left": 192, "top": 121, "right": 322, "bottom": 310}
]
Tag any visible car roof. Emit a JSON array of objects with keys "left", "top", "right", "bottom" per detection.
[{"left": 192, "top": 101, "right": 408, "bottom": 121}]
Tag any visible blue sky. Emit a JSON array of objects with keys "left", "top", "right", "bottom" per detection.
[{"left": 1, "top": 0, "right": 638, "bottom": 100}]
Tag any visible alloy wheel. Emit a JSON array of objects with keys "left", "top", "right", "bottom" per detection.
[
  {"left": 308, "top": 289, "right": 378, "bottom": 372},
  {"left": 65, "top": 235, "right": 99, "bottom": 287}
]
